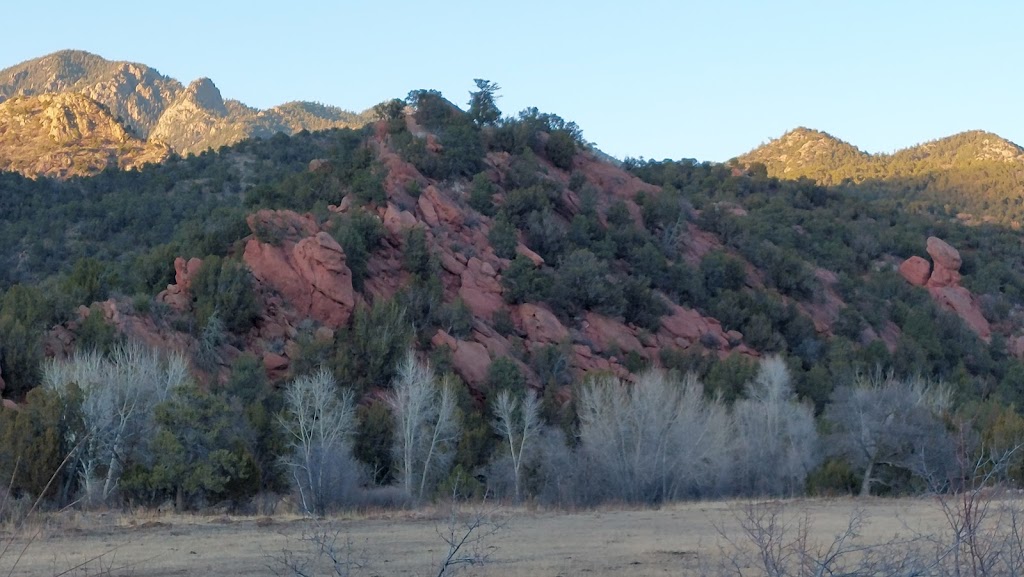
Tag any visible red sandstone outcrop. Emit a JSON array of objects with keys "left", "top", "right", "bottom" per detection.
[
  {"left": 582, "top": 312, "right": 643, "bottom": 354},
  {"left": 157, "top": 256, "right": 204, "bottom": 310},
  {"left": 432, "top": 330, "right": 491, "bottom": 386},
  {"left": 458, "top": 257, "right": 504, "bottom": 320},
  {"left": 514, "top": 304, "right": 569, "bottom": 344},
  {"left": 898, "top": 237, "right": 990, "bottom": 342},
  {"left": 244, "top": 231, "right": 356, "bottom": 328}
]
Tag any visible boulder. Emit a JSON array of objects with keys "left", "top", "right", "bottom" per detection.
[
  {"left": 513, "top": 304, "right": 569, "bottom": 344},
  {"left": 926, "top": 236, "right": 962, "bottom": 272},
  {"left": 582, "top": 312, "right": 644, "bottom": 354},
  {"left": 431, "top": 330, "right": 492, "bottom": 386},
  {"left": 421, "top": 185, "right": 464, "bottom": 227},
  {"left": 899, "top": 256, "right": 931, "bottom": 287},
  {"left": 262, "top": 352, "right": 290, "bottom": 380},
  {"left": 382, "top": 203, "right": 418, "bottom": 236},
  {"left": 659, "top": 305, "right": 709, "bottom": 344},
  {"left": 308, "top": 158, "right": 332, "bottom": 173},
  {"left": 515, "top": 244, "right": 545, "bottom": 266}
]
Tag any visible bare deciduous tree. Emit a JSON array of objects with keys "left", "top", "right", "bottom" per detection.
[
  {"left": 824, "top": 371, "right": 952, "bottom": 496},
  {"left": 577, "top": 370, "right": 732, "bottom": 504},
  {"left": 491, "top": 389, "right": 541, "bottom": 502},
  {"left": 732, "top": 356, "right": 819, "bottom": 496},
  {"left": 387, "top": 351, "right": 459, "bottom": 503},
  {"left": 43, "top": 342, "right": 184, "bottom": 505},
  {"left": 279, "top": 369, "right": 358, "bottom": 516}
]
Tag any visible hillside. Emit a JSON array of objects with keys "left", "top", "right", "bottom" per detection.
[
  {"left": 0, "top": 50, "right": 372, "bottom": 167},
  {"left": 738, "top": 128, "right": 1024, "bottom": 226},
  {"left": 4, "top": 84, "right": 1024, "bottom": 510}
]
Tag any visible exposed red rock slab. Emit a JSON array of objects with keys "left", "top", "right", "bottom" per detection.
[
  {"left": 514, "top": 304, "right": 569, "bottom": 344},
  {"left": 581, "top": 312, "right": 644, "bottom": 354},
  {"left": 432, "top": 330, "right": 492, "bottom": 386},
  {"left": 929, "top": 285, "right": 991, "bottom": 342}
]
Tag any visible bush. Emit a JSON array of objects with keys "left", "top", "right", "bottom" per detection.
[
  {"left": 468, "top": 172, "right": 497, "bottom": 217},
  {"left": 545, "top": 130, "right": 576, "bottom": 170},
  {"left": 500, "top": 255, "right": 550, "bottom": 304},
  {"left": 330, "top": 210, "right": 385, "bottom": 291},
  {"left": 488, "top": 216, "right": 518, "bottom": 259},
  {"left": 548, "top": 249, "right": 623, "bottom": 318},
  {"left": 190, "top": 256, "right": 259, "bottom": 334}
]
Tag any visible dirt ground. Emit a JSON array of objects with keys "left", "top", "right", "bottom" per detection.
[{"left": 0, "top": 497, "right": 970, "bottom": 576}]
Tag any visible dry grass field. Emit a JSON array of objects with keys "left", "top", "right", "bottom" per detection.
[{"left": 0, "top": 496, "right": 1002, "bottom": 576}]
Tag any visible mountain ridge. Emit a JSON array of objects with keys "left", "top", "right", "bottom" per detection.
[
  {"left": 0, "top": 50, "right": 373, "bottom": 173},
  {"left": 738, "top": 127, "right": 1024, "bottom": 225}
]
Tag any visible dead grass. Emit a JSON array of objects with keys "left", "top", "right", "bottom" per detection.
[{"left": 0, "top": 496, "right": 982, "bottom": 576}]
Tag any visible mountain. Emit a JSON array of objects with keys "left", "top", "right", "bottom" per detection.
[
  {"left": 738, "top": 128, "right": 1024, "bottom": 226},
  {"left": 0, "top": 50, "right": 372, "bottom": 174},
  {"left": 0, "top": 92, "right": 170, "bottom": 177}
]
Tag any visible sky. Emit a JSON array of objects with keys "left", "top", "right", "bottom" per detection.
[{"left": 2, "top": 1, "right": 1021, "bottom": 162}]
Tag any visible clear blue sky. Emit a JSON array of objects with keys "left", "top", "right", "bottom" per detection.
[{"left": 3, "top": 1, "right": 1021, "bottom": 162}]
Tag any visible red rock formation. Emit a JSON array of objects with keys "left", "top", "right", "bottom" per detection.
[
  {"left": 432, "top": 330, "right": 491, "bottom": 386},
  {"left": 514, "top": 304, "right": 569, "bottom": 344},
  {"left": 899, "top": 237, "right": 990, "bottom": 343},
  {"left": 582, "top": 312, "right": 644, "bottom": 354},
  {"left": 244, "top": 231, "right": 356, "bottom": 328},
  {"left": 157, "top": 256, "right": 203, "bottom": 310},
  {"left": 899, "top": 256, "right": 931, "bottom": 287},
  {"left": 930, "top": 286, "right": 991, "bottom": 341},
  {"left": 458, "top": 257, "right": 504, "bottom": 320},
  {"left": 927, "top": 236, "right": 962, "bottom": 271},
  {"left": 263, "top": 352, "right": 290, "bottom": 381}
]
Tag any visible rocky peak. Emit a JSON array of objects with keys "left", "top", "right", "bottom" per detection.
[{"left": 183, "top": 77, "right": 227, "bottom": 116}]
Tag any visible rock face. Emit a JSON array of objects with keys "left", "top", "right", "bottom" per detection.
[
  {"left": 899, "top": 237, "right": 990, "bottom": 342},
  {"left": 0, "top": 92, "right": 170, "bottom": 178},
  {"left": 0, "top": 50, "right": 372, "bottom": 172},
  {"left": 244, "top": 230, "right": 356, "bottom": 329}
]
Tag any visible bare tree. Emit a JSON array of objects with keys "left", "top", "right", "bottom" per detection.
[
  {"left": 387, "top": 351, "right": 459, "bottom": 503},
  {"left": 732, "top": 356, "right": 819, "bottom": 496},
  {"left": 577, "top": 370, "right": 732, "bottom": 504},
  {"left": 824, "top": 371, "right": 952, "bottom": 496},
  {"left": 279, "top": 369, "right": 358, "bottom": 516},
  {"left": 491, "top": 389, "right": 541, "bottom": 502},
  {"left": 43, "top": 342, "right": 184, "bottom": 505}
]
